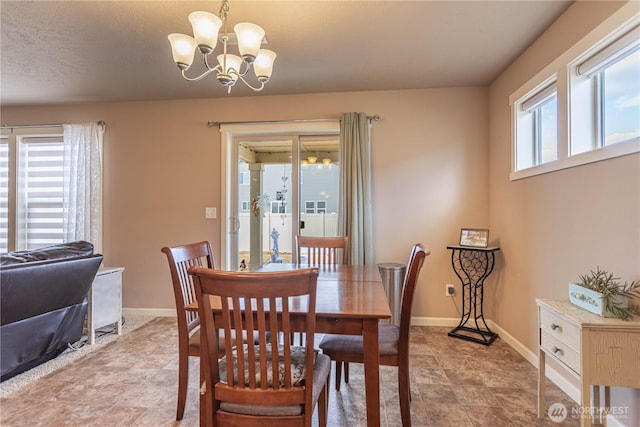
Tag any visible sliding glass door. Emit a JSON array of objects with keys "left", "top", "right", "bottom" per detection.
[
  {"left": 236, "top": 137, "right": 296, "bottom": 271},
  {"left": 221, "top": 122, "right": 340, "bottom": 271}
]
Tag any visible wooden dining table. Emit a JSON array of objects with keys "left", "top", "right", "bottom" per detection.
[{"left": 186, "top": 263, "right": 391, "bottom": 427}]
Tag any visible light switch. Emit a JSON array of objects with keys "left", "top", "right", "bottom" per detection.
[{"left": 205, "top": 207, "right": 217, "bottom": 219}]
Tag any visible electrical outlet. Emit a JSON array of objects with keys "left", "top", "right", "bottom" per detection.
[{"left": 446, "top": 284, "right": 455, "bottom": 297}]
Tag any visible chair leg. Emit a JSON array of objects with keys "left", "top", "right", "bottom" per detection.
[
  {"left": 398, "top": 366, "right": 411, "bottom": 427},
  {"left": 318, "top": 380, "right": 329, "bottom": 427},
  {"left": 199, "top": 372, "right": 211, "bottom": 427},
  {"left": 334, "top": 361, "right": 342, "bottom": 391},
  {"left": 344, "top": 362, "right": 349, "bottom": 384},
  {"left": 176, "top": 349, "right": 188, "bottom": 420}
]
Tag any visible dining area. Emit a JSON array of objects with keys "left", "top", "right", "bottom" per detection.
[
  {"left": 0, "top": 244, "right": 577, "bottom": 427},
  {"left": 161, "top": 237, "right": 430, "bottom": 427}
]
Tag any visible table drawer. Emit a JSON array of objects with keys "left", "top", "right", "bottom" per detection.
[
  {"left": 541, "top": 331, "right": 581, "bottom": 374},
  {"left": 540, "top": 306, "right": 580, "bottom": 351}
]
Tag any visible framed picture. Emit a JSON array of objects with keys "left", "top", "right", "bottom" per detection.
[{"left": 459, "top": 228, "right": 489, "bottom": 248}]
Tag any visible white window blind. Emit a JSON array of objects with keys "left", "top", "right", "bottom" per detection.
[
  {"left": 0, "top": 139, "right": 8, "bottom": 253},
  {"left": 17, "top": 137, "right": 65, "bottom": 250},
  {"left": 577, "top": 24, "right": 640, "bottom": 77},
  {"left": 521, "top": 82, "right": 557, "bottom": 112}
]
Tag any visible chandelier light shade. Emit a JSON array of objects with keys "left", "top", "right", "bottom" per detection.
[
  {"left": 254, "top": 49, "right": 277, "bottom": 80},
  {"left": 234, "top": 23, "right": 264, "bottom": 61},
  {"left": 217, "top": 54, "right": 242, "bottom": 85},
  {"left": 168, "top": 0, "right": 276, "bottom": 93},
  {"left": 168, "top": 34, "right": 197, "bottom": 69},
  {"left": 189, "top": 12, "right": 222, "bottom": 53}
]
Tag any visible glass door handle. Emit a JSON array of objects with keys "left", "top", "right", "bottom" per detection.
[{"left": 230, "top": 217, "right": 240, "bottom": 233}]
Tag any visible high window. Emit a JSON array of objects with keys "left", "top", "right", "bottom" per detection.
[
  {"left": 571, "top": 28, "right": 639, "bottom": 155},
  {"left": 510, "top": 7, "right": 639, "bottom": 180},
  {"left": 515, "top": 81, "right": 558, "bottom": 170}
]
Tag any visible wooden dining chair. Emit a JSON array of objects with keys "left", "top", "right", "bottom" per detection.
[
  {"left": 319, "top": 243, "right": 430, "bottom": 427},
  {"left": 161, "top": 241, "right": 215, "bottom": 421},
  {"left": 294, "top": 235, "right": 349, "bottom": 347},
  {"left": 190, "top": 267, "right": 331, "bottom": 427},
  {"left": 296, "top": 235, "right": 348, "bottom": 266}
]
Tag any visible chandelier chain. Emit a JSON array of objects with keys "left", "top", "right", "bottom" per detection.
[{"left": 218, "top": 0, "right": 230, "bottom": 23}]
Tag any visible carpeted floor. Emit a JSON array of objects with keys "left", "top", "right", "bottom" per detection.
[{"left": 0, "top": 317, "right": 579, "bottom": 426}]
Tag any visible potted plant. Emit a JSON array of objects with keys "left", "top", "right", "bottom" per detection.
[{"left": 568, "top": 267, "right": 640, "bottom": 320}]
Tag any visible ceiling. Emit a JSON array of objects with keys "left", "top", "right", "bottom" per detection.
[{"left": 1, "top": 1, "right": 573, "bottom": 107}]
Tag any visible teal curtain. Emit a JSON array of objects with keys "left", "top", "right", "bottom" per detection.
[{"left": 338, "top": 112, "right": 374, "bottom": 265}]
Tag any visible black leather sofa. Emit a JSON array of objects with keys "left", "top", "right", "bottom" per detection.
[{"left": 0, "top": 241, "right": 103, "bottom": 381}]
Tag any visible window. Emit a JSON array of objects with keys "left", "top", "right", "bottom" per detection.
[
  {"left": 0, "top": 129, "right": 65, "bottom": 251},
  {"left": 239, "top": 171, "right": 250, "bottom": 185},
  {"left": 271, "top": 200, "right": 285, "bottom": 214},
  {"left": 305, "top": 200, "right": 315, "bottom": 214},
  {"left": 602, "top": 51, "right": 640, "bottom": 146},
  {"left": 515, "top": 82, "right": 558, "bottom": 170},
  {"left": 241, "top": 201, "right": 250, "bottom": 212},
  {"left": 0, "top": 139, "right": 8, "bottom": 253},
  {"left": 510, "top": 7, "right": 639, "bottom": 180},
  {"left": 17, "top": 138, "right": 65, "bottom": 249},
  {"left": 303, "top": 200, "right": 327, "bottom": 214},
  {"left": 572, "top": 28, "right": 639, "bottom": 155}
]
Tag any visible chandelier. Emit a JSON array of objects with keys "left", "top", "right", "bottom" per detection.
[{"left": 168, "top": 0, "right": 276, "bottom": 93}]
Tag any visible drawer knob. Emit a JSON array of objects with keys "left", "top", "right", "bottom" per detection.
[
  {"left": 550, "top": 323, "right": 561, "bottom": 331},
  {"left": 552, "top": 346, "right": 563, "bottom": 354}
]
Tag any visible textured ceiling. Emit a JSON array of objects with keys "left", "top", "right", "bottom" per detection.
[{"left": 0, "top": 0, "right": 573, "bottom": 106}]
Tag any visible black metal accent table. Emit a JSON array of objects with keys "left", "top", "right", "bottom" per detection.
[{"left": 446, "top": 245, "right": 500, "bottom": 345}]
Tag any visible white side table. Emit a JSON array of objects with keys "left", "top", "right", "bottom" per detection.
[
  {"left": 536, "top": 299, "right": 640, "bottom": 427},
  {"left": 87, "top": 267, "right": 125, "bottom": 344}
]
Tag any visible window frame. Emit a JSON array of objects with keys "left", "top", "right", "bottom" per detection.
[
  {"left": 510, "top": 6, "right": 639, "bottom": 181},
  {"left": 514, "top": 79, "right": 559, "bottom": 171}
]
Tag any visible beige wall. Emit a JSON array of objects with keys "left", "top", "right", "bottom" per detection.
[
  {"left": 488, "top": 0, "right": 639, "bottom": 419},
  {"left": 1, "top": 87, "right": 489, "bottom": 317}
]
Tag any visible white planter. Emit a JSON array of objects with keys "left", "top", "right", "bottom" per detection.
[{"left": 568, "top": 282, "right": 628, "bottom": 318}]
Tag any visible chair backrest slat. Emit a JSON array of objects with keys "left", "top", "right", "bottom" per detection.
[
  {"left": 191, "top": 267, "right": 319, "bottom": 407},
  {"left": 297, "top": 235, "right": 348, "bottom": 266}
]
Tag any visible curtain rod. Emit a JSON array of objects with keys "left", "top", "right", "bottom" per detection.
[
  {"left": 207, "top": 114, "right": 380, "bottom": 128},
  {"left": 1, "top": 120, "right": 106, "bottom": 130}
]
